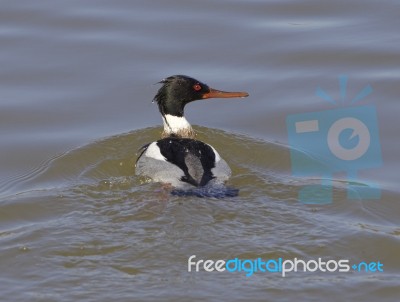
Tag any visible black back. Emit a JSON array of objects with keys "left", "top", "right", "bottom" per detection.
[{"left": 156, "top": 137, "right": 216, "bottom": 187}]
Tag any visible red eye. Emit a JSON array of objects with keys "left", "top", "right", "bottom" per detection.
[{"left": 193, "top": 84, "right": 202, "bottom": 91}]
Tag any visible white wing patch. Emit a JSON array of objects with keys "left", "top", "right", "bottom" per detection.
[
  {"left": 145, "top": 142, "right": 166, "bottom": 161},
  {"left": 207, "top": 144, "right": 221, "bottom": 162}
]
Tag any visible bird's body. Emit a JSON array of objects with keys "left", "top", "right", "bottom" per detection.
[
  {"left": 135, "top": 75, "right": 248, "bottom": 191},
  {"left": 136, "top": 137, "right": 231, "bottom": 189}
]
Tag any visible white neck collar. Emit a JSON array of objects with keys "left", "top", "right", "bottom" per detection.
[{"left": 162, "top": 114, "right": 195, "bottom": 138}]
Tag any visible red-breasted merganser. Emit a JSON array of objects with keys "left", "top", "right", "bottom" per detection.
[{"left": 135, "top": 75, "right": 248, "bottom": 191}]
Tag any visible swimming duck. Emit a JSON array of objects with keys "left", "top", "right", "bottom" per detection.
[{"left": 135, "top": 75, "right": 248, "bottom": 190}]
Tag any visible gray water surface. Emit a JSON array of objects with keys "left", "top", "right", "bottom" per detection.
[{"left": 1, "top": 1, "right": 399, "bottom": 301}]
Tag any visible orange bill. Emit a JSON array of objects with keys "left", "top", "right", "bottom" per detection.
[{"left": 202, "top": 88, "right": 249, "bottom": 99}]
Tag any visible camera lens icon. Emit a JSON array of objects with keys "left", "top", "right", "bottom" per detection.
[
  {"left": 327, "top": 117, "right": 371, "bottom": 161},
  {"left": 286, "top": 74, "right": 382, "bottom": 204}
]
